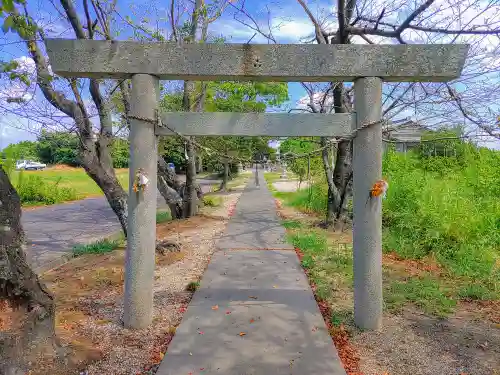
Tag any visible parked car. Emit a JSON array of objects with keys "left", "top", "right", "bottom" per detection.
[
  {"left": 167, "top": 162, "right": 175, "bottom": 172},
  {"left": 16, "top": 160, "right": 47, "bottom": 170}
]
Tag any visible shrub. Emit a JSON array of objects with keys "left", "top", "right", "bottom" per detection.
[
  {"left": 16, "top": 173, "right": 77, "bottom": 205},
  {"left": 186, "top": 281, "right": 200, "bottom": 292},
  {"left": 203, "top": 195, "right": 222, "bottom": 207}
]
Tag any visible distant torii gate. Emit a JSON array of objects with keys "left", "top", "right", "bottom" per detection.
[{"left": 46, "top": 39, "right": 468, "bottom": 331}]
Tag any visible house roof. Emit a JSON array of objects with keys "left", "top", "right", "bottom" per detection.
[{"left": 384, "top": 120, "right": 428, "bottom": 142}]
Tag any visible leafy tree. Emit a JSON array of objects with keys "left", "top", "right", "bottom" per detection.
[
  {"left": 1, "top": 140, "right": 38, "bottom": 160},
  {"left": 159, "top": 81, "right": 287, "bottom": 187},
  {"left": 280, "top": 138, "right": 323, "bottom": 182},
  {"left": 111, "top": 138, "right": 130, "bottom": 168},
  {"left": 36, "top": 130, "right": 80, "bottom": 166}
]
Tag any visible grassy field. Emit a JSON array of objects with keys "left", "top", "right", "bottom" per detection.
[
  {"left": 11, "top": 167, "right": 212, "bottom": 206},
  {"left": 11, "top": 166, "right": 129, "bottom": 199}
]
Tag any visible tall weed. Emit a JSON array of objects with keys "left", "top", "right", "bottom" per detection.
[{"left": 383, "top": 147, "right": 499, "bottom": 292}]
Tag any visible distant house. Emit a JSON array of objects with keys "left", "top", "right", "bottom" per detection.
[{"left": 383, "top": 121, "right": 428, "bottom": 153}]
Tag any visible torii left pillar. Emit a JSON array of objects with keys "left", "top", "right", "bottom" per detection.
[{"left": 123, "top": 74, "right": 159, "bottom": 329}]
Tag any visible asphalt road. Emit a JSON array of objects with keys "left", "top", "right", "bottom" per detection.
[{"left": 22, "top": 178, "right": 218, "bottom": 272}]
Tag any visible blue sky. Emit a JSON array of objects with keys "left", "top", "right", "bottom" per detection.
[
  {"left": 0, "top": 0, "right": 498, "bottom": 149},
  {"left": 0, "top": 0, "right": 320, "bottom": 148}
]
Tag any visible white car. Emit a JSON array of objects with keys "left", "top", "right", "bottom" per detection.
[{"left": 16, "top": 160, "right": 47, "bottom": 170}]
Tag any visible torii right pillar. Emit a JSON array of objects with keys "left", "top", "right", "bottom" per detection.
[{"left": 353, "top": 77, "right": 383, "bottom": 330}]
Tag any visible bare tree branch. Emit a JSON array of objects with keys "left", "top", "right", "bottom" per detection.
[{"left": 297, "top": 0, "right": 328, "bottom": 44}]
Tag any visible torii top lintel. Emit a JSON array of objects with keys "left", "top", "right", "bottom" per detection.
[{"left": 45, "top": 39, "right": 468, "bottom": 83}]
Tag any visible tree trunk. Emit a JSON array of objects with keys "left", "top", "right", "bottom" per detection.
[
  {"left": 320, "top": 82, "right": 354, "bottom": 230},
  {"left": 157, "top": 156, "right": 203, "bottom": 219},
  {"left": 183, "top": 139, "right": 198, "bottom": 217},
  {"left": 0, "top": 168, "right": 57, "bottom": 375},
  {"left": 157, "top": 157, "right": 184, "bottom": 219},
  {"left": 219, "top": 158, "right": 229, "bottom": 191},
  {"left": 80, "top": 149, "right": 129, "bottom": 236},
  {"left": 197, "top": 155, "right": 203, "bottom": 173}
]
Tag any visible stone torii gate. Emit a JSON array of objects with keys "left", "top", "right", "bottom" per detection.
[{"left": 46, "top": 39, "right": 468, "bottom": 331}]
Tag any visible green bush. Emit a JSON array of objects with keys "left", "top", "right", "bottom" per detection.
[
  {"left": 111, "top": 138, "right": 130, "bottom": 168},
  {"left": 16, "top": 173, "right": 77, "bottom": 205}
]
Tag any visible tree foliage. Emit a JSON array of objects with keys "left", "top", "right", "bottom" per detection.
[
  {"left": 279, "top": 138, "right": 323, "bottom": 181},
  {"left": 1, "top": 140, "right": 38, "bottom": 160},
  {"left": 159, "top": 80, "right": 287, "bottom": 171},
  {"left": 2, "top": 132, "right": 130, "bottom": 168}
]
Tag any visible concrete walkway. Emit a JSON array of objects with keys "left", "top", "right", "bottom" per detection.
[{"left": 157, "top": 171, "right": 345, "bottom": 375}]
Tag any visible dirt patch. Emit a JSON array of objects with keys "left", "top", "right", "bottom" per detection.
[
  {"left": 275, "top": 198, "right": 314, "bottom": 222},
  {"left": 384, "top": 251, "right": 445, "bottom": 278},
  {"left": 36, "top": 248, "right": 186, "bottom": 375}
]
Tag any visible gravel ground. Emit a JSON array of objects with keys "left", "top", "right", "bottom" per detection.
[
  {"left": 353, "top": 308, "right": 500, "bottom": 375},
  {"left": 80, "top": 189, "right": 245, "bottom": 375}
]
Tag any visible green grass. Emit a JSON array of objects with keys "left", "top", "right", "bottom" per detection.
[
  {"left": 16, "top": 174, "right": 78, "bottom": 206},
  {"left": 203, "top": 195, "right": 222, "bottom": 207},
  {"left": 156, "top": 210, "right": 172, "bottom": 223},
  {"left": 263, "top": 172, "right": 282, "bottom": 184},
  {"left": 186, "top": 281, "right": 200, "bottom": 292},
  {"left": 287, "top": 229, "right": 354, "bottom": 303},
  {"left": 10, "top": 167, "right": 129, "bottom": 200},
  {"left": 457, "top": 283, "right": 498, "bottom": 301},
  {"left": 281, "top": 219, "right": 304, "bottom": 229},
  {"left": 286, "top": 224, "right": 469, "bottom": 318},
  {"left": 72, "top": 239, "right": 122, "bottom": 257},
  {"left": 385, "top": 276, "right": 457, "bottom": 317},
  {"left": 226, "top": 173, "right": 250, "bottom": 190}
]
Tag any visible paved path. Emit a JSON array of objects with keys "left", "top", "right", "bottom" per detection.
[
  {"left": 23, "top": 178, "right": 217, "bottom": 272},
  {"left": 157, "top": 171, "right": 345, "bottom": 375}
]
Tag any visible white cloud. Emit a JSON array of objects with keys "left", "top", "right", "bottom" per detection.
[
  {"left": 296, "top": 91, "right": 334, "bottom": 111},
  {"left": 13, "top": 56, "right": 36, "bottom": 75},
  {"left": 0, "top": 114, "right": 37, "bottom": 149},
  {"left": 270, "top": 19, "right": 315, "bottom": 41},
  {"left": 0, "top": 56, "right": 39, "bottom": 106}
]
